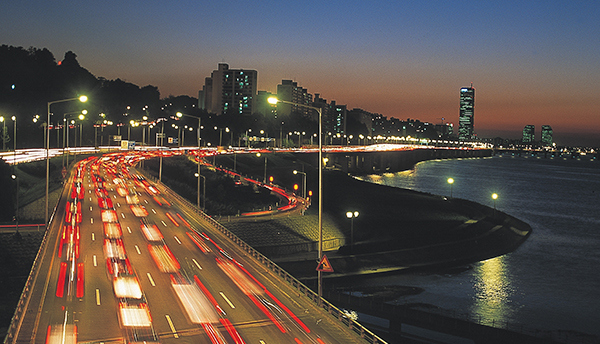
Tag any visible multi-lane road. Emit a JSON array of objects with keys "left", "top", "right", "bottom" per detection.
[{"left": 12, "top": 151, "right": 365, "bottom": 344}]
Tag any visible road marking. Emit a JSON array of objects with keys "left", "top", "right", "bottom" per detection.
[
  {"left": 121, "top": 212, "right": 125, "bottom": 218},
  {"left": 151, "top": 209, "right": 157, "bottom": 214},
  {"left": 260, "top": 341, "right": 266, "bottom": 344},
  {"left": 165, "top": 315, "right": 179, "bottom": 338},
  {"left": 117, "top": 202, "right": 121, "bottom": 208},
  {"left": 144, "top": 199, "right": 149, "bottom": 204},
  {"left": 93, "top": 255, "right": 97, "bottom": 266},
  {"left": 90, "top": 218, "right": 94, "bottom": 224},
  {"left": 161, "top": 221, "right": 167, "bottom": 227},
  {"left": 220, "top": 292, "right": 236, "bottom": 309},
  {"left": 95, "top": 289, "right": 101, "bottom": 305},
  {"left": 174, "top": 236, "right": 182, "bottom": 245},
  {"left": 89, "top": 206, "right": 93, "bottom": 211},
  {"left": 192, "top": 258, "right": 202, "bottom": 270},
  {"left": 147, "top": 273, "right": 156, "bottom": 286},
  {"left": 89, "top": 197, "right": 92, "bottom": 201},
  {"left": 91, "top": 233, "right": 95, "bottom": 241},
  {"left": 127, "top": 226, "right": 132, "bottom": 233},
  {"left": 135, "top": 245, "right": 141, "bottom": 255}
]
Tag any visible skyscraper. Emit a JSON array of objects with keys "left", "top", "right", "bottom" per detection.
[
  {"left": 541, "top": 125, "right": 553, "bottom": 146},
  {"left": 522, "top": 125, "right": 535, "bottom": 143},
  {"left": 201, "top": 63, "right": 257, "bottom": 116},
  {"left": 458, "top": 84, "right": 475, "bottom": 140}
]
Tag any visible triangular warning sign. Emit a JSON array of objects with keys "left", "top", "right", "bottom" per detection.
[{"left": 316, "top": 254, "right": 334, "bottom": 272}]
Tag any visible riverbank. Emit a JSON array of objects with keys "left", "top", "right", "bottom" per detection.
[{"left": 224, "top": 170, "right": 531, "bottom": 279}]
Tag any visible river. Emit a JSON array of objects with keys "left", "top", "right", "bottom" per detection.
[{"left": 351, "top": 154, "right": 600, "bottom": 339}]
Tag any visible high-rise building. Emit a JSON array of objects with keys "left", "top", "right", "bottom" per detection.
[
  {"left": 522, "top": 125, "right": 535, "bottom": 143},
  {"left": 200, "top": 63, "right": 257, "bottom": 116},
  {"left": 541, "top": 125, "right": 553, "bottom": 146},
  {"left": 275, "top": 80, "right": 313, "bottom": 117},
  {"left": 458, "top": 84, "right": 475, "bottom": 140}
]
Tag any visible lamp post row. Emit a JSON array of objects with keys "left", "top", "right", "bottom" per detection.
[{"left": 268, "top": 97, "right": 325, "bottom": 305}]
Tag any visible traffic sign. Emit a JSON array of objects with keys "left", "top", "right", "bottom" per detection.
[{"left": 316, "top": 254, "right": 334, "bottom": 272}]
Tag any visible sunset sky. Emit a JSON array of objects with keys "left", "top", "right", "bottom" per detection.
[{"left": 2, "top": 1, "right": 599, "bottom": 146}]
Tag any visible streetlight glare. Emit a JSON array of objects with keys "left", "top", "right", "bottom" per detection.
[
  {"left": 492, "top": 193, "right": 498, "bottom": 200},
  {"left": 79, "top": 95, "right": 88, "bottom": 102},
  {"left": 346, "top": 211, "right": 353, "bottom": 218},
  {"left": 267, "top": 97, "right": 278, "bottom": 105},
  {"left": 448, "top": 178, "right": 454, "bottom": 184}
]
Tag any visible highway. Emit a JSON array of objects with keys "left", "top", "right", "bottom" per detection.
[{"left": 14, "top": 152, "right": 365, "bottom": 344}]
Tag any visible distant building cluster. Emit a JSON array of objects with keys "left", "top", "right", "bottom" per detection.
[
  {"left": 522, "top": 124, "right": 553, "bottom": 146},
  {"left": 197, "top": 63, "right": 551, "bottom": 145}
]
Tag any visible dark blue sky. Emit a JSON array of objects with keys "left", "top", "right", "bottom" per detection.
[{"left": 2, "top": 0, "right": 599, "bottom": 146}]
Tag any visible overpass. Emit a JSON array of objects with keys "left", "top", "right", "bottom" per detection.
[{"left": 4, "top": 152, "right": 384, "bottom": 344}]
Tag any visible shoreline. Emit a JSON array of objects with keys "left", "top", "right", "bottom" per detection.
[{"left": 224, "top": 168, "right": 532, "bottom": 279}]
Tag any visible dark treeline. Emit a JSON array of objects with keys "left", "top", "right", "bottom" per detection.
[{"left": 0, "top": 44, "right": 327, "bottom": 150}]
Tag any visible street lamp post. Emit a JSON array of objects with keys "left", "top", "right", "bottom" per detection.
[
  {"left": 492, "top": 193, "right": 498, "bottom": 218},
  {"left": 293, "top": 170, "right": 307, "bottom": 199},
  {"left": 176, "top": 112, "right": 203, "bottom": 209},
  {"left": 256, "top": 152, "right": 267, "bottom": 184},
  {"left": 46, "top": 95, "right": 87, "bottom": 229},
  {"left": 11, "top": 116, "right": 16, "bottom": 166},
  {"left": 268, "top": 97, "right": 324, "bottom": 304},
  {"left": 195, "top": 172, "right": 206, "bottom": 211},
  {"left": 0, "top": 116, "right": 5, "bottom": 151},
  {"left": 346, "top": 211, "right": 359, "bottom": 251},
  {"left": 447, "top": 178, "right": 454, "bottom": 198},
  {"left": 12, "top": 174, "right": 19, "bottom": 232}
]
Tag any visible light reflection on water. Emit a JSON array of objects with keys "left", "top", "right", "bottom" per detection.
[
  {"left": 470, "top": 256, "right": 515, "bottom": 325},
  {"left": 351, "top": 155, "right": 600, "bottom": 337}
]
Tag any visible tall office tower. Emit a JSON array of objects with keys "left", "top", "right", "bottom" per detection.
[
  {"left": 275, "top": 80, "right": 313, "bottom": 117},
  {"left": 541, "top": 125, "right": 553, "bottom": 146},
  {"left": 522, "top": 125, "right": 535, "bottom": 143},
  {"left": 329, "top": 100, "right": 347, "bottom": 136},
  {"left": 200, "top": 63, "right": 257, "bottom": 116},
  {"left": 458, "top": 84, "right": 475, "bottom": 140}
]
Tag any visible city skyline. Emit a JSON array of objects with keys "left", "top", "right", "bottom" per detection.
[{"left": 2, "top": 1, "right": 599, "bottom": 146}]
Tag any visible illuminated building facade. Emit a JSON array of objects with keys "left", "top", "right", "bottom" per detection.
[
  {"left": 458, "top": 84, "right": 475, "bottom": 140},
  {"left": 201, "top": 63, "right": 257, "bottom": 116},
  {"left": 522, "top": 125, "right": 535, "bottom": 143},
  {"left": 541, "top": 125, "right": 553, "bottom": 146}
]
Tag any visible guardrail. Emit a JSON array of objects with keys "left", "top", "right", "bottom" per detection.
[
  {"left": 4, "top": 177, "right": 68, "bottom": 343},
  {"left": 139, "top": 168, "right": 387, "bottom": 344}
]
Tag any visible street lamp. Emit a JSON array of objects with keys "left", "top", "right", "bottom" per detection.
[
  {"left": 194, "top": 172, "right": 206, "bottom": 211},
  {"left": 268, "top": 96, "right": 325, "bottom": 304},
  {"left": 11, "top": 116, "right": 16, "bottom": 166},
  {"left": 46, "top": 95, "right": 87, "bottom": 229},
  {"left": 293, "top": 170, "right": 307, "bottom": 199},
  {"left": 0, "top": 116, "right": 5, "bottom": 151},
  {"left": 12, "top": 174, "right": 19, "bottom": 232},
  {"left": 346, "top": 211, "right": 359, "bottom": 250},
  {"left": 176, "top": 111, "right": 202, "bottom": 197},
  {"left": 256, "top": 152, "right": 267, "bottom": 184},
  {"left": 447, "top": 178, "right": 454, "bottom": 198}
]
